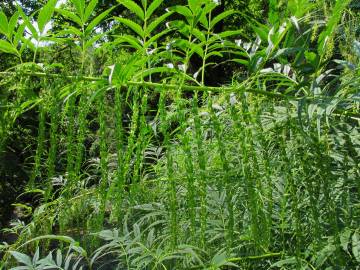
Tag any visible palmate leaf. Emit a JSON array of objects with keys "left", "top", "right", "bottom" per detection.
[
  {"left": 117, "top": 0, "right": 144, "bottom": 20},
  {"left": 37, "top": 0, "right": 57, "bottom": 34}
]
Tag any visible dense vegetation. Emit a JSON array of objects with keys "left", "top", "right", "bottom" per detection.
[{"left": 0, "top": 0, "right": 359, "bottom": 269}]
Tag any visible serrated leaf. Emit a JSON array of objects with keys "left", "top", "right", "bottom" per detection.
[
  {"left": 115, "top": 17, "right": 144, "bottom": 37},
  {"left": 113, "top": 34, "right": 142, "bottom": 50},
  {"left": 38, "top": 0, "right": 57, "bottom": 34},
  {"left": 145, "top": 28, "right": 170, "bottom": 46},
  {"left": 170, "top": 5, "right": 193, "bottom": 19},
  {"left": 117, "top": 0, "right": 144, "bottom": 20},
  {"left": 192, "top": 28, "right": 205, "bottom": 42},
  {"left": 84, "top": 33, "right": 105, "bottom": 49},
  {"left": 146, "top": 11, "right": 173, "bottom": 35},
  {"left": 56, "top": 8, "right": 83, "bottom": 26},
  {"left": 85, "top": 6, "right": 114, "bottom": 35},
  {"left": 146, "top": 0, "right": 163, "bottom": 19}
]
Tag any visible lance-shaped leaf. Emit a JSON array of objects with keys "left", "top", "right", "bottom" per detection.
[
  {"left": 115, "top": 17, "right": 144, "bottom": 38},
  {"left": 0, "top": 40, "right": 18, "bottom": 55},
  {"left": 146, "top": 0, "right": 163, "bottom": 19},
  {"left": 84, "top": 33, "right": 105, "bottom": 49},
  {"left": 146, "top": 11, "right": 173, "bottom": 36},
  {"left": 37, "top": 0, "right": 57, "bottom": 34},
  {"left": 117, "top": 0, "right": 144, "bottom": 20},
  {"left": 85, "top": 6, "right": 115, "bottom": 36},
  {"left": 114, "top": 34, "right": 143, "bottom": 50},
  {"left": 84, "top": 0, "right": 98, "bottom": 23},
  {"left": 210, "top": 10, "right": 236, "bottom": 30},
  {"left": 70, "top": 0, "right": 85, "bottom": 21},
  {"left": 0, "top": 11, "right": 9, "bottom": 36},
  {"left": 8, "top": 12, "right": 19, "bottom": 39},
  {"left": 56, "top": 8, "right": 83, "bottom": 27},
  {"left": 170, "top": 5, "right": 193, "bottom": 19}
]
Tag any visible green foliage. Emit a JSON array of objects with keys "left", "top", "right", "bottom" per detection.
[{"left": 0, "top": 0, "right": 359, "bottom": 269}]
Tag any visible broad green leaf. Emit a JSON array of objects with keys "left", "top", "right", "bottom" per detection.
[
  {"left": 117, "top": 0, "right": 144, "bottom": 20},
  {"left": 56, "top": 249, "right": 62, "bottom": 266},
  {"left": 189, "top": 43, "right": 204, "bottom": 58},
  {"left": 0, "top": 11, "right": 9, "bottom": 36},
  {"left": 115, "top": 17, "right": 144, "bottom": 37},
  {"left": 146, "top": 11, "right": 173, "bottom": 35},
  {"left": 37, "top": 0, "right": 57, "bottom": 34},
  {"left": 9, "top": 251, "right": 33, "bottom": 267},
  {"left": 170, "top": 6, "right": 193, "bottom": 19},
  {"left": 84, "top": 0, "right": 98, "bottom": 23},
  {"left": 210, "top": 10, "right": 236, "bottom": 30},
  {"left": 85, "top": 7, "right": 114, "bottom": 35},
  {"left": 217, "top": 30, "right": 242, "bottom": 39},
  {"left": 192, "top": 28, "right": 206, "bottom": 42},
  {"left": 188, "top": 0, "right": 201, "bottom": 13},
  {"left": 352, "top": 231, "right": 360, "bottom": 262},
  {"left": 56, "top": 8, "right": 83, "bottom": 27},
  {"left": 8, "top": 11, "right": 19, "bottom": 39},
  {"left": 146, "top": 0, "right": 163, "bottom": 19},
  {"left": 0, "top": 40, "right": 18, "bottom": 55},
  {"left": 169, "top": 20, "right": 190, "bottom": 36}
]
